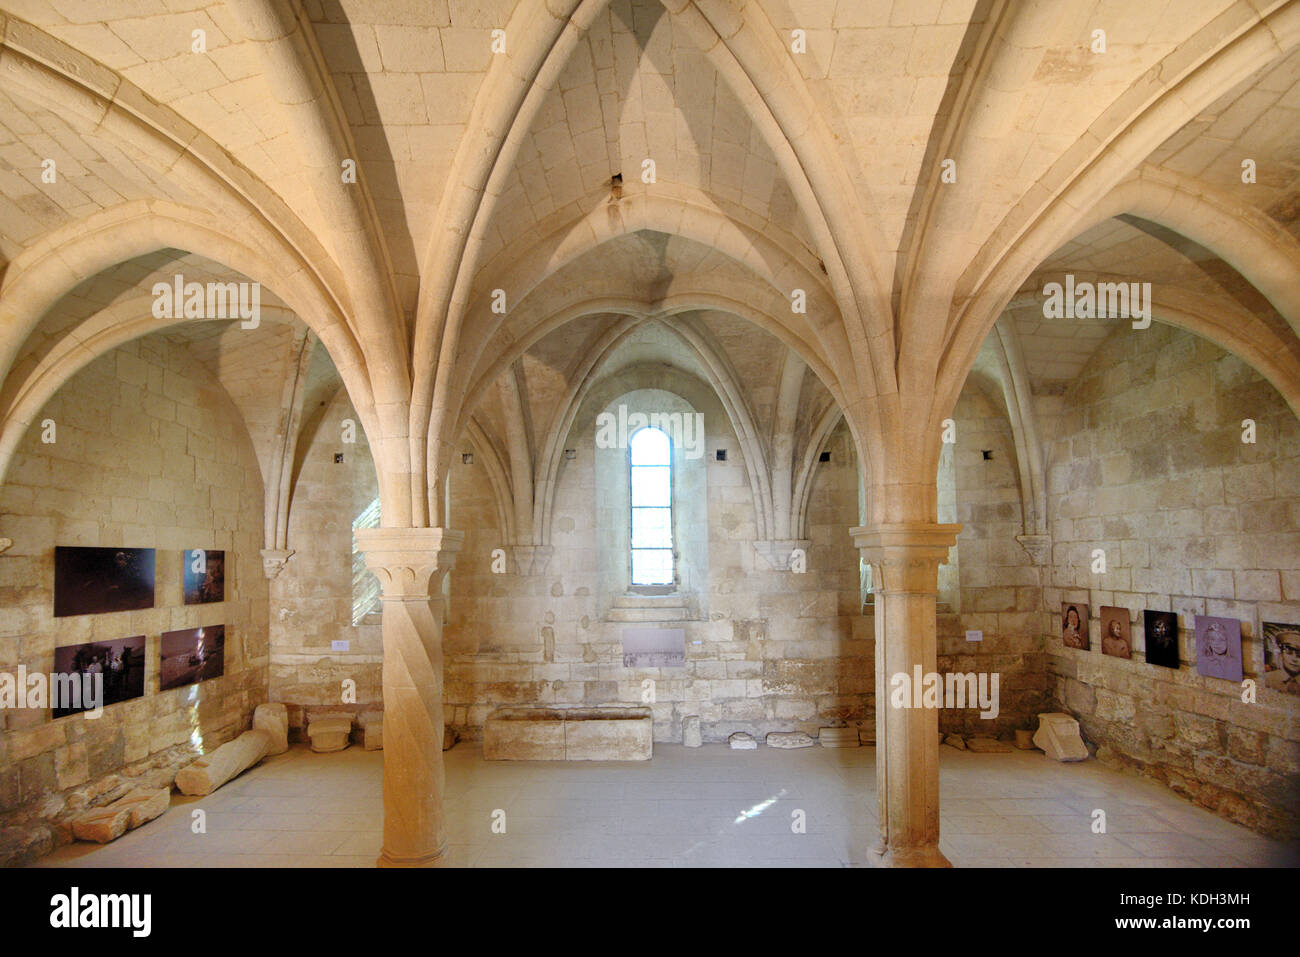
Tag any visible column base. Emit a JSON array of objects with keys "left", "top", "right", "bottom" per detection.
[
  {"left": 377, "top": 843, "right": 450, "bottom": 868},
  {"left": 869, "top": 842, "right": 953, "bottom": 868}
]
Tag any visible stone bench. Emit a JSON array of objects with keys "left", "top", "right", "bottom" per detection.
[{"left": 483, "top": 707, "right": 653, "bottom": 761}]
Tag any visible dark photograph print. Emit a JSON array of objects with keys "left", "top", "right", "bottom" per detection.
[
  {"left": 1061, "top": 602, "right": 1089, "bottom": 650},
  {"left": 159, "top": 625, "right": 226, "bottom": 692},
  {"left": 183, "top": 549, "right": 225, "bottom": 605},
  {"left": 1100, "top": 606, "right": 1131, "bottom": 659},
  {"left": 1144, "top": 610, "right": 1180, "bottom": 668},
  {"left": 51, "top": 636, "right": 146, "bottom": 717},
  {"left": 1262, "top": 622, "right": 1300, "bottom": 695},
  {"left": 1194, "top": 615, "right": 1243, "bottom": 682},
  {"left": 53, "top": 546, "right": 155, "bottom": 617}
]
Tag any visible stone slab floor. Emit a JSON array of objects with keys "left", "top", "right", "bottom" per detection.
[{"left": 31, "top": 743, "right": 1299, "bottom": 868}]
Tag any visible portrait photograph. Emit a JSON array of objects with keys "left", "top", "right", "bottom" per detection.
[
  {"left": 51, "top": 635, "right": 146, "bottom": 718},
  {"left": 1061, "top": 602, "right": 1089, "bottom": 651},
  {"left": 1262, "top": 621, "right": 1300, "bottom": 695},
  {"left": 1100, "top": 606, "right": 1131, "bottom": 659},
  {"left": 182, "top": 548, "right": 225, "bottom": 605},
  {"left": 1143, "top": 610, "right": 1180, "bottom": 668},
  {"left": 1194, "top": 615, "right": 1243, "bottom": 682},
  {"left": 53, "top": 546, "right": 155, "bottom": 617},
  {"left": 159, "top": 625, "right": 226, "bottom": 691}
]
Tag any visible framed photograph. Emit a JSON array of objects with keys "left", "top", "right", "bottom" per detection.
[
  {"left": 1061, "top": 602, "right": 1089, "bottom": 650},
  {"left": 1262, "top": 621, "right": 1300, "bottom": 695},
  {"left": 182, "top": 549, "right": 225, "bottom": 605},
  {"left": 1143, "top": 610, "right": 1179, "bottom": 668},
  {"left": 159, "top": 625, "right": 226, "bottom": 691},
  {"left": 1194, "top": 615, "right": 1243, "bottom": 682},
  {"left": 51, "top": 636, "right": 146, "bottom": 717},
  {"left": 54, "top": 546, "right": 155, "bottom": 617},
  {"left": 1100, "top": 606, "right": 1131, "bottom": 659}
]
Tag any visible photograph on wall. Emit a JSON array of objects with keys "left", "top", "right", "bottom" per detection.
[
  {"left": 621, "top": 627, "right": 686, "bottom": 668},
  {"left": 1100, "top": 606, "right": 1131, "bottom": 659},
  {"left": 1194, "top": 615, "right": 1243, "bottom": 682},
  {"left": 1143, "top": 610, "right": 1180, "bottom": 668},
  {"left": 1061, "top": 602, "right": 1089, "bottom": 650},
  {"left": 1262, "top": 621, "right": 1300, "bottom": 695},
  {"left": 159, "top": 625, "right": 226, "bottom": 692},
  {"left": 53, "top": 546, "right": 155, "bottom": 617},
  {"left": 182, "top": 549, "right": 225, "bottom": 605},
  {"left": 51, "top": 635, "right": 146, "bottom": 718}
]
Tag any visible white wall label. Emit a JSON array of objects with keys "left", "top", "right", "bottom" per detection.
[
  {"left": 331, "top": 640, "right": 350, "bottom": 652},
  {"left": 965, "top": 630, "right": 983, "bottom": 642}
]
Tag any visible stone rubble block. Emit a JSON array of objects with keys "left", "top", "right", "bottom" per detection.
[
  {"left": 966, "top": 737, "right": 1013, "bottom": 753},
  {"left": 766, "top": 731, "right": 814, "bottom": 748},
  {"left": 359, "top": 711, "right": 384, "bottom": 751},
  {"left": 253, "top": 703, "right": 289, "bottom": 755},
  {"left": 683, "top": 714, "right": 702, "bottom": 748},
  {"left": 175, "top": 729, "right": 272, "bottom": 795},
  {"left": 1033, "top": 712, "right": 1089, "bottom": 762},
  {"left": 307, "top": 713, "right": 354, "bottom": 753},
  {"left": 728, "top": 731, "right": 757, "bottom": 750},
  {"left": 818, "top": 727, "right": 859, "bottom": 748}
]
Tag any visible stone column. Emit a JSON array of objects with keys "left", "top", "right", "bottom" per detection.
[
  {"left": 354, "top": 526, "right": 463, "bottom": 867},
  {"left": 852, "top": 522, "right": 961, "bottom": 867}
]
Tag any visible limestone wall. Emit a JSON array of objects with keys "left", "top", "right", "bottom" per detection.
[
  {"left": 1043, "top": 323, "right": 1300, "bottom": 838},
  {"left": 443, "top": 413, "right": 867, "bottom": 743},
  {"left": 941, "top": 386, "right": 1049, "bottom": 737},
  {"left": 266, "top": 388, "right": 382, "bottom": 733},
  {"left": 0, "top": 337, "right": 269, "bottom": 863}
]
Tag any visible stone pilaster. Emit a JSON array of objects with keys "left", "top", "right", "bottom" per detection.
[
  {"left": 354, "top": 526, "right": 463, "bottom": 867},
  {"left": 852, "top": 521, "right": 962, "bottom": 868}
]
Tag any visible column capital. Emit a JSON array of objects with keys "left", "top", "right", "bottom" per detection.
[
  {"left": 356, "top": 527, "right": 464, "bottom": 599},
  {"left": 509, "top": 544, "right": 553, "bottom": 576},
  {"left": 1015, "top": 533, "right": 1052, "bottom": 566},
  {"left": 850, "top": 522, "right": 961, "bottom": 556},
  {"left": 259, "top": 548, "right": 295, "bottom": 580},
  {"left": 753, "top": 539, "right": 812, "bottom": 571},
  {"left": 851, "top": 523, "right": 961, "bottom": 595}
]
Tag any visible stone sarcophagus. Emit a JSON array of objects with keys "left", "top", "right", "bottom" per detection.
[{"left": 483, "top": 707, "right": 653, "bottom": 761}]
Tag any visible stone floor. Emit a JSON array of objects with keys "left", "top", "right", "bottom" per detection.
[{"left": 33, "top": 742, "right": 1299, "bottom": 867}]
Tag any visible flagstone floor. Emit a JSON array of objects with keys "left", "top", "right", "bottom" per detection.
[{"left": 32, "top": 742, "right": 1299, "bottom": 867}]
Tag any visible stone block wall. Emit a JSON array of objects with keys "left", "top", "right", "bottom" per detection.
[
  {"left": 267, "top": 388, "right": 383, "bottom": 733},
  {"left": 442, "top": 417, "right": 867, "bottom": 743},
  {"left": 0, "top": 337, "right": 269, "bottom": 864},
  {"left": 1043, "top": 324, "right": 1300, "bottom": 838},
  {"left": 940, "top": 386, "right": 1049, "bottom": 737}
]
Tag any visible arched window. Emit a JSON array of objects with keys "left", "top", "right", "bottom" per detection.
[{"left": 629, "top": 426, "right": 674, "bottom": 585}]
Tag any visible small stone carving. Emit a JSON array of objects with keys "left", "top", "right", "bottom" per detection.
[
  {"left": 818, "top": 727, "right": 859, "bottom": 748},
  {"left": 966, "top": 736, "right": 1013, "bottom": 753},
  {"left": 175, "top": 729, "right": 272, "bottom": 795},
  {"left": 943, "top": 733, "right": 968, "bottom": 750},
  {"left": 1014, "top": 729, "right": 1035, "bottom": 750},
  {"left": 253, "top": 703, "right": 289, "bottom": 755},
  {"left": 766, "top": 731, "right": 814, "bottom": 749},
  {"left": 728, "top": 732, "right": 757, "bottom": 750},
  {"left": 307, "top": 713, "right": 353, "bottom": 753},
  {"left": 683, "top": 715, "right": 702, "bottom": 748}
]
